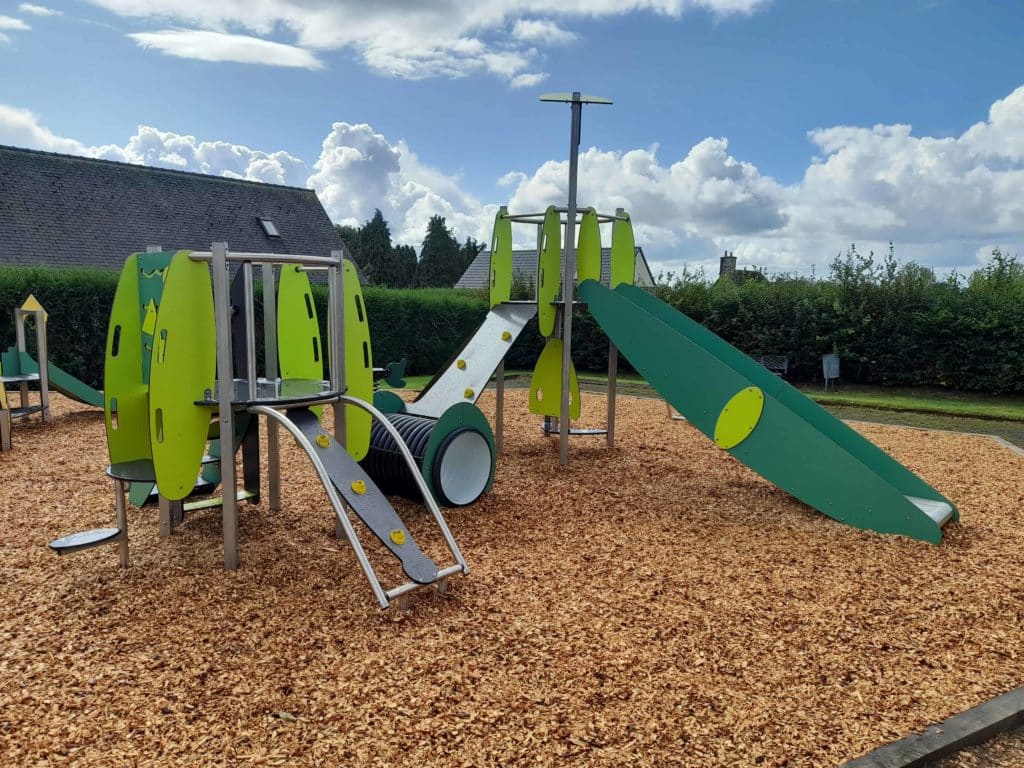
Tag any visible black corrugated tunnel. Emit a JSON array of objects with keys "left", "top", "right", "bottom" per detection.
[{"left": 360, "top": 403, "right": 495, "bottom": 507}]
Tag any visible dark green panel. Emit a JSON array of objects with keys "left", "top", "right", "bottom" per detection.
[
  {"left": 613, "top": 283, "right": 956, "bottom": 512},
  {"left": 581, "top": 279, "right": 953, "bottom": 543}
]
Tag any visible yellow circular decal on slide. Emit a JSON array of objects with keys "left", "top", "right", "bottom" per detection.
[{"left": 714, "top": 386, "right": 765, "bottom": 449}]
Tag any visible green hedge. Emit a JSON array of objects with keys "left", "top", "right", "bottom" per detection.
[{"left": 3, "top": 256, "right": 1023, "bottom": 394}]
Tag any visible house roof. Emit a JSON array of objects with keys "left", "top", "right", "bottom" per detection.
[
  {"left": 454, "top": 246, "right": 654, "bottom": 289},
  {"left": 0, "top": 144, "right": 344, "bottom": 271}
]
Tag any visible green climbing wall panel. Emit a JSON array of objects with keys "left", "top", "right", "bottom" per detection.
[
  {"left": 489, "top": 206, "right": 513, "bottom": 308},
  {"left": 528, "top": 338, "right": 581, "bottom": 420},
  {"left": 537, "top": 206, "right": 561, "bottom": 337},
  {"left": 148, "top": 252, "right": 216, "bottom": 501}
]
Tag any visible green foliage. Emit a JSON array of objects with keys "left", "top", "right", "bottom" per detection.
[
  {"left": 415, "top": 215, "right": 465, "bottom": 288},
  {"left": 3, "top": 245, "right": 1023, "bottom": 394},
  {"left": 0, "top": 265, "right": 119, "bottom": 389}
]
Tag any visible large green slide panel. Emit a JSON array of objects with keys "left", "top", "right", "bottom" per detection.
[{"left": 580, "top": 279, "right": 956, "bottom": 543}]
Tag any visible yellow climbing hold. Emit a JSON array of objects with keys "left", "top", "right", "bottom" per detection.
[
  {"left": 456, "top": 359, "right": 467, "bottom": 370},
  {"left": 390, "top": 529, "right": 406, "bottom": 546},
  {"left": 351, "top": 479, "right": 366, "bottom": 495},
  {"left": 501, "top": 330, "right": 512, "bottom": 342},
  {"left": 464, "top": 388, "right": 474, "bottom": 399},
  {"left": 316, "top": 433, "right": 330, "bottom": 449},
  {"left": 714, "top": 386, "right": 765, "bottom": 449}
]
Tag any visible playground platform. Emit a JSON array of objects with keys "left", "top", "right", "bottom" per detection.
[{"left": 1, "top": 391, "right": 1022, "bottom": 767}]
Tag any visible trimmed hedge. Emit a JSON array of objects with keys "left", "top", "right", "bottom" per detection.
[{"left": 2, "top": 257, "right": 1023, "bottom": 394}]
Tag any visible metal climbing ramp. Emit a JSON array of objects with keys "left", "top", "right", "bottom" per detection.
[
  {"left": 579, "top": 279, "right": 957, "bottom": 543},
  {"left": 405, "top": 302, "right": 536, "bottom": 418},
  {"left": 251, "top": 404, "right": 468, "bottom": 608}
]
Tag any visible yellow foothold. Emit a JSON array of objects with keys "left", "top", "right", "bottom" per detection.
[
  {"left": 390, "top": 529, "right": 406, "bottom": 546},
  {"left": 501, "top": 330, "right": 512, "bottom": 342},
  {"left": 351, "top": 479, "right": 366, "bottom": 495},
  {"left": 456, "top": 359, "right": 467, "bottom": 370},
  {"left": 316, "top": 434, "right": 330, "bottom": 449},
  {"left": 464, "top": 388, "right": 474, "bottom": 399}
]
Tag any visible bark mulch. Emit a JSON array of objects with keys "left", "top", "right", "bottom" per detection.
[{"left": 1, "top": 391, "right": 1021, "bottom": 767}]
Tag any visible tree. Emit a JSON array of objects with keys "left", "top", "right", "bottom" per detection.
[
  {"left": 416, "top": 215, "right": 464, "bottom": 287},
  {"left": 394, "top": 244, "right": 417, "bottom": 288},
  {"left": 358, "top": 210, "right": 395, "bottom": 286}
]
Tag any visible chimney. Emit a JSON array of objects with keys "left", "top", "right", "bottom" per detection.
[{"left": 719, "top": 250, "right": 737, "bottom": 277}]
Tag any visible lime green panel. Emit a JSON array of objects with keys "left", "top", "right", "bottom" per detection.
[
  {"left": 714, "top": 386, "right": 765, "bottom": 449},
  {"left": 489, "top": 207, "right": 513, "bottom": 308},
  {"left": 277, "top": 264, "right": 324, "bottom": 382},
  {"left": 0, "top": 361, "right": 8, "bottom": 410},
  {"left": 580, "top": 278, "right": 954, "bottom": 543},
  {"left": 148, "top": 252, "right": 216, "bottom": 501},
  {"left": 537, "top": 206, "right": 561, "bottom": 337},
  {"left": 104, "top": 254, "right": 151, "bottom": 465},
  {"left": 528, "top": 338, "right": 581, "bottom": 419},
  {"left": 343, "top": 259, "right": 373, "bottom": 461},
  {"left": 576, "top": 208, "right": 602, "bottom": 284},
  {"left": 610, "top": 213, "right": 635, "bottom": 288}
]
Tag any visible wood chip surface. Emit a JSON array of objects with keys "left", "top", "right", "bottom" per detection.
[{"left": 1, "top": 391, "right": 1022, "bottom": 767}]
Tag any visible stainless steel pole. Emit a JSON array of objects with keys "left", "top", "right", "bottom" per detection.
[
  {"left": 559, "top": 94, "right": 583, "bottom": 466},
  {"left": 261, "top": 264, "right": 281, "bottom": 512},
  {"left": 212, "top": 242, "right": 240, "bottom": 570}
]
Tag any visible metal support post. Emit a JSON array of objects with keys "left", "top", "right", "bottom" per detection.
[
  {"left": 327, "top": 252, "right": 346, "bottom": 445},
  {"left": 114, "top": 479, "right": 129, "bottom": 568},
  {"left": 261, "top": 263, "right": 281, "bottom": 511},
  {"left": 14, "top": 311, "right": 29, "bottom": 409},
  {"left": 558, "top": 96, "right": 583, "bottom": 466},
  {"left": 607, "top": 341, "right": 618, "bottom": 448},
  {"left": 242, "top": 261, "right": 258, "bottom": 402},
  {"left": 495, "top": 360, "right": 505, "bottom": 454},
  {"left": 212, "top": 242, "right": 240, "bottom": 570},
  {"left": 34, "top": 310, "right": 51, "bottom": 422}
]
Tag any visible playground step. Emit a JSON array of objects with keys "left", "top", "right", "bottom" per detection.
[
  {"left": 48, "top": 527, "right": 123, "bottom": 555},
  {"left": 0, "top": 373, "right": 40, "bottom": 383},
  {"left": 9, "top": 405, "right": 44, "bottom": 419}
]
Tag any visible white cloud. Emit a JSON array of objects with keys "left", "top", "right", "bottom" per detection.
[
  {"left": 7, "top": 82, "right": 1024, "bottom": 276},
  {"left": 18, "top": 4, "right": 61, "bottom": 16},
  {"left": 510, "top": 72, "right": 548, "bottom": 89},
  {"left": 83, "top": 0, "right": 768, "bottom": 84},
  {"left": 0, "top": 104, "right": 308, "bottom": 186},
  {"left": 0, "top": 15, "right": 30, "bottom": 30},
  {"left": 128, "top": 29, "right": 324, "bottom": 70},
  {"left": 512, "top": 19, "right": 577, "bottom": 44},
  {"left": 306, "top": 123, "right": 492, "bottom": 246}
]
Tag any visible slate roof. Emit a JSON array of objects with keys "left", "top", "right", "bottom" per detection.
[
  {"left": 0, "top": 145, "right": 344, "bottom": 271},
  {"left": 454, "top": 246, "right": 655, "bottom": 289}
]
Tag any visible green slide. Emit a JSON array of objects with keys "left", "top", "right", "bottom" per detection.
[
  {"left": 16, "top": 351, "right": 103, "bottom": 408},
  {"left": 579, "top": 279, "right": 958, "bottom": 543}
]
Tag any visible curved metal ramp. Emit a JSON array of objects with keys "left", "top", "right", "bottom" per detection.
[{"left": 251, "top": 404, "right": 468, "bottom": 608}]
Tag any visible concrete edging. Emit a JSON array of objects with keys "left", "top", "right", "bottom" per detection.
[{"left": 840, "top": 687, "right": 1024, "bottom": 767}]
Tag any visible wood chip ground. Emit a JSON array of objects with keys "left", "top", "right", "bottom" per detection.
[{"left": 1, "top": 391, "right": 1022, "bottom": 767}]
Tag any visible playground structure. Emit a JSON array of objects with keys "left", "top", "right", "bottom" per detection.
[
  {"left": 0, "top": 295, "right": 104, "bottom": 452},
  {"left": 48, "top": 246, "right": 490, "bottom": 609},
  {"left": 39, "top": 90, "right": 959, "bottom": 615}
]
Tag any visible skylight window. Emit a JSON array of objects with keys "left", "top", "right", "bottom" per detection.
[{"left": 258, "top": 218, "right": 280, "bottom": 238}]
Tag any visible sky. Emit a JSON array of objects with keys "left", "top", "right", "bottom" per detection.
[{"left": 2, "top": 0, "right": 1023, "bottom": 279}]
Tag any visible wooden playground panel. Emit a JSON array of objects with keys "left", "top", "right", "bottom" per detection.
[{"left": 1, "top": 391, "right": 1022, "bottom": 767}]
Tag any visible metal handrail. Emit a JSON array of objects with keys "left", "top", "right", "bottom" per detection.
[
  {"left": 338, "top": 394, "right": 469, "bottom": 577},
  {"left": 189, "top": 251, "right": 341, "bottom": 267}
]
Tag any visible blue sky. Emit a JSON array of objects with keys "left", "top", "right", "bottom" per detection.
[{"left": 2, "top": 0, "right": 1023, "bottom": 278}]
